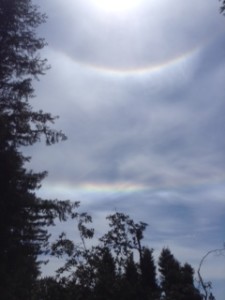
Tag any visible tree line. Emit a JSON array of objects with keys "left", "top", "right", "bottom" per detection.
[
  {"left": 33, "top": 212, "right": 203, "bottom": 300},
  {"left": 0, "top": 1, "right": 223, "bottom": 299}
]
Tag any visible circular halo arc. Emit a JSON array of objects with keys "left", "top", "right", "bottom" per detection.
[{"left": 60, "top": 45, "right": 201, "bottom": 78}]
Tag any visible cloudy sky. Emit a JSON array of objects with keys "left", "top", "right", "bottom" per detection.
[{"left": 30, "top": 0, "right": 224, "bottom": 298}]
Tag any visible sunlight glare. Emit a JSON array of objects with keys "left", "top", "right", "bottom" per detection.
[{"left": 89, "top": 0, "right": 144, "bottom": 14}]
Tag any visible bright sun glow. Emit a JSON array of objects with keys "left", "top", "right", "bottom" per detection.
[{"left": 89, "top": 0, "right": 143, "bottom": 13}]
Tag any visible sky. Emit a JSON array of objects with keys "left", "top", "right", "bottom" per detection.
[{"left": 29, "top": 0, "right": 225, "bottom": 298}]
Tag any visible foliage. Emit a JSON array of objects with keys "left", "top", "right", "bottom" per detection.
[
  {"left": 220, "top": 0, "right": 225, "bottom": 14},
  {"left": 140, "top": 247, "right": 159, "bottom": 300},
  {"left": 0, "top": 0, "right": 66, "bottom": 148},
  {"left": 0, "top": 1, "right": 221, "bottom": 299},
  {"left": 158, "top": 248, "right": 202, "bottom": 300},
  {"left": 0, "top": 0, "right": 77, "bottom": 298},
  {"left": 100, "top": 212, "right": 147, "bottom": 270},
  {"left": 45, "top": 212, "right": 203, "bottom": 300}
]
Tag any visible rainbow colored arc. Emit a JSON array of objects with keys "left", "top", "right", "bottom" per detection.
[{"left": 61, "top": 45, "right": 201, "bottom": 78}]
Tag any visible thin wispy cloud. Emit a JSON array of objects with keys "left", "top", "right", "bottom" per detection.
[{"left": 31, "top": 1, "right": 225, "bottom": 299}]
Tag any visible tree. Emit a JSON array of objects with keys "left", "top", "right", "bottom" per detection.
[
  {"left": 94, "top": 247, "right": 117, "bottom": 300},
  {"left": 197, "top": 246, "right": 225, "bottom": 300},
  {"left": 125, "top": 253, "right": 139, "bottom": 286},
  {"left": 122, "top": 254, "right": 141, "bottom": 300},
  {"left": 220, "top": 0, "right": 225, "bottom": 14},
  {"left": 100, "top": 212, "right": 147, "bottom": 271},
  {"left": 34, "top": 277, "right": 65, "bottom": 300},
  {"left": 158, "top": 248, "right": 182, "bottom": 300},
  {"left": 158, "top": 248, "right": 202, "bottom": 300},
  {"left": 49, "top": 213, "right": 205, "bottom": 300},
  {"left": 180, "top": 263, "right": 202, "bottom": 300},
  {"left": 0, "top": 1, "right": 76, "bottom": 298},
  {"left": 0, "top": 133, "right": 77, "bottom": 300},
  {"left": 140, "top": 247, "right": 159, "bottom": 300},
  {"left": 51, "top": 212, "right": 148, "bottom": 299},
  {"left": 0, "top": 0, "right": 66, "bottom": 148}
]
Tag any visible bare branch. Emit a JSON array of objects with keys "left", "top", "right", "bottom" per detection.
[{"left": 197, "top": 245, "right": 225, "bottom": 300}]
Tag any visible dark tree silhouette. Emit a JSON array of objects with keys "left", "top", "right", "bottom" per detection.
[
  {"left": 125, "top": 253, "right": 139, "bottom": 286},
  {"left": 100, "top": 212, "right": 147, "bottom": 271},
  {"left": 158, "top": 247, "right": 182, "bottom": 300},
  {"left": 197, "top": 246, "right": 225, "bottom": 300},
  {"left": 49, "top": 213, "right": 204, "bottom": 300},
  {"left": 122, "top": 253, "right": 141, "bottom": 300},
  {"left": 180, "top": 263, "right": 203, "bottom": 300},
  {"left": 0, "top": 0, "right": 66, "bottom": 148},
  {"left": 0, "top": 1, "right": 77, "bottom": 298},
  {"left": 140, "top": 247, "right": 159, "bottom": 300},
  {"left": 220, "top": 0, "right": 225, "bottom": 14},
  {"left": 94, "top": 247, "right": 117, "bottom": 300},
  {"left": 34, "top": 277, "right": 65, "bottom": 300},
  {"left": 158, "top": 248, "right": 202, "bottom": 300}
]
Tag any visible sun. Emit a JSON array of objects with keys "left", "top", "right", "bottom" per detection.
[{"left": 89, "top": 0, "right": 143, "bottom": 14}]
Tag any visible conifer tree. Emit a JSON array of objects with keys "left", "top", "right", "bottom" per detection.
[
  {"left": 0, "top": 1, "right": 76, "bottom": 298},
  {"left": 140, "top": 247, "right": 159, "bottom": 300},
  {"left": 158, "top": 247, "right": 182, "bottom": 299},
  {"left": 180, "top": 263, "right": 203, "bottom": 300},
  {"left": 158, "top": 248, "right": 202, "bottom": 300},
  {"left": 49, "top": 213, "right": 205, "bottom": 300},
  {"left": 122, "top": 253, "right": 140, "bottom": 300},
  {"left": 94, "top": 247, "right": 117, "bottom": 300}
]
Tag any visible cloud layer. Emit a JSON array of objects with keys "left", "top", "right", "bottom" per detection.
[{"left": 30, "top": 1, "right": 225, "bottom": 299}]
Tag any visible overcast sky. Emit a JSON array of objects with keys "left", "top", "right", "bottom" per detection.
[{"left": 30, "top": 1, "right": 225, "bottom": 298}]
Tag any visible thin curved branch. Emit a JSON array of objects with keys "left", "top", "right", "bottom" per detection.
[{"left": 197, "top": 245, "right": 225, "bottom": 300}]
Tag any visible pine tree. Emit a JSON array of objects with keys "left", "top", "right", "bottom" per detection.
[
  {"left": 0, "top": 1, "right": 76, "bottom": 298},
  {"left": 180, "top": 263, "right": 203, "bottom": 300},
  {"left": 158, "top": 248, "right": 182, "bottom": 300},
  {"left": 158, "top": 248, "right": 202, "bottom": 300},
  {"left": 121, "top": 253, "right": 141, "bottom": 300},
  {"left": 94, "top": 247, "right": 117, "bottom": 300},
  {"left": 125, "top": 253, "right": 139, "bottom": 286},
  {"left": 0, "top": 0, "right": 66, "bottom": 147},
  {"left": 140, "top": 247, "right": 159, "bottom": 300}
]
